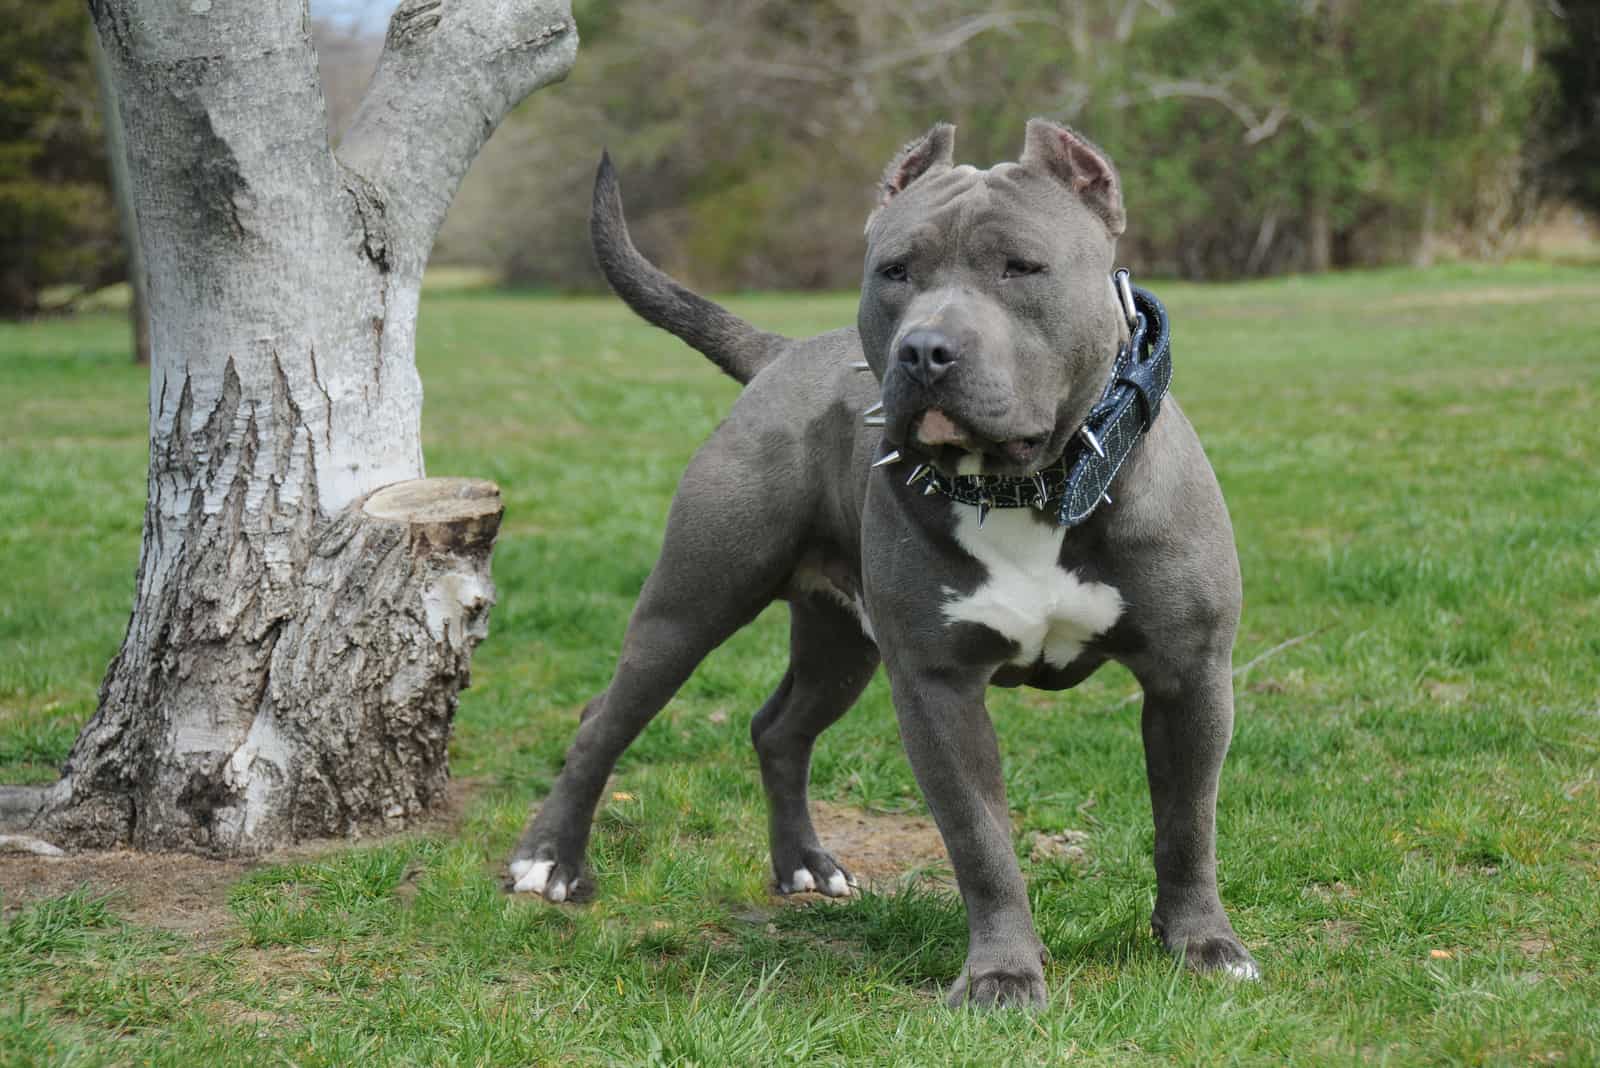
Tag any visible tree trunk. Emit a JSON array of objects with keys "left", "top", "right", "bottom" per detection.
[
  {"left": 1413, "top": 191, "right": 1438, "bottom": 268},
  {"left": 2, "top": 0, "right": 576, "bottom": 856},
  {"left": 1307, "top": 187, "right": 1333, "bottom": 273},
  {"left": 90, "top": 20, "right": 150, "bottom": 365}
]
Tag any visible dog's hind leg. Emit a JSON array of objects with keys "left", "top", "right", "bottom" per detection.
[
  {"left": 508, "top": 458, "right": 803, "bottom": 903},
  {"left": 751, "top": 596, "right": 880, "bottom": 896}
]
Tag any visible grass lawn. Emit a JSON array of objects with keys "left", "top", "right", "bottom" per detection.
[{"left": 1, "top": 262, "right": 1597, "bottom": 1065}]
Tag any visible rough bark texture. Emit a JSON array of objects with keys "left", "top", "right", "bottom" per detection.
[{"left": 11, "top": 0, "right": 576, "bottom": 856}]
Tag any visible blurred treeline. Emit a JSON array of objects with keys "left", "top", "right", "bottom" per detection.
[
  {"left": 4, "top": 0, "right": 1599, "bottom": 314},
  {"left": 447, "top": 0, "right": 1594, "bottom": 289}
]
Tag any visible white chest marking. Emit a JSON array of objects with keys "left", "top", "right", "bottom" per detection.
[{"left": 941, "top": 506, "right": 1124, "bottom": 668}]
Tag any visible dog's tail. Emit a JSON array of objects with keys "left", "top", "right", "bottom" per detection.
[{"left": 591, "top": 152, "right": 787, "bottom": 386}]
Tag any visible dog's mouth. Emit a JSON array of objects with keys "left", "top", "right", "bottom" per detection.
[{"left": 907, "top": 408, "right": 1056, "bottom": 476}]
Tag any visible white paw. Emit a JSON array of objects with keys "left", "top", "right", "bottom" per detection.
[
  {"left": 1223, "top": 959, "right": 1261, "bottom": 982},
  {"left": 823, "top": 871, "right": 850, "bottom": 897},
  {"left": 785, "top": 868, "right": 816, "bottom": 894},
  {"left": 509, "top": 858, "right": 534, "bottom": 881},
  {"left": 512, "top": 859, "right": 553, "bottom": 895}
]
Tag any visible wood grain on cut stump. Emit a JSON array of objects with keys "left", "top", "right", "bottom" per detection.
[{"left": 364, "top": 478, "right": 503, "bottom": 556}]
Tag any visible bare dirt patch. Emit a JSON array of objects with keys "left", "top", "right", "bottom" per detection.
[
  {"left": 1517, "top": 935, "right": 1554, "bottom": 957},
  {"left": 0, "top": 848, "right": 249, "bottom": 939},
  {"left": 1319, "top": 918, "right": 1360, "bottom": 949},
  {"left": 0, "top": 778, "right": 482, "bottom": 935},
  {"left": 812, "top": 800, "right": 950, "bottom": 887}
]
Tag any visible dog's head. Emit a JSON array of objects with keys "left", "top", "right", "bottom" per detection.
[{"left": 858, "top": 120, "right": 1128, "bottom": 477}]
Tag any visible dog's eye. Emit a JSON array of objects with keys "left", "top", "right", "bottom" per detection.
[
  {"left": 1003, "top": 259, "right": 1047, "bottom": 279},
  {"left": 879, "top": 263, "right": 909, "bottom": 283}
]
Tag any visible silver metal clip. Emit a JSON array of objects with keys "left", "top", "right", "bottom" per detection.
[{"left": 1114, "top": 267, "right": 1137, "bottom": 330}]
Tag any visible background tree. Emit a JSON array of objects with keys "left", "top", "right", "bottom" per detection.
[
  {"left": 0, "top": 0, "right": 121, "bottom": 317},
  {"left": 0, "top": 0, "right": 577, "bottom": 856},
  {"left": 1537, "top": 0, "right": 1600, "bottom": 215},
  {"left": 90, "top": 22, "right": 149, "bottom": 363}
]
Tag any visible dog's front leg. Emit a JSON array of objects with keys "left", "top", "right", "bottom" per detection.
[
  {"left": 887, "top": 668, "right": 1047, "bottom": 1009},
  {"left": 1135, "top": 657, "right": 1260, "bottom": 980}
]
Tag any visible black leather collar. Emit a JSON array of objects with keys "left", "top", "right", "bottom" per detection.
[{"left": 900, "top": 275, "right": 1172, "bottom": 528}]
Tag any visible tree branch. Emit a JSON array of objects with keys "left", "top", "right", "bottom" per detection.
[
  {"left": 336, "top": 0, "right": 579, "bottom": 277},
  {"left": 1139, "top": 79, "right": 1293, "bottom": 145},
  {"left": 858, "top": 12, "right": 1062, "bottom": 75}
]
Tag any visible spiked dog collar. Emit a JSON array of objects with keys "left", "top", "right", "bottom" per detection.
[{"left": 871, "top": 269, "right": 1172, "bottom": 528}]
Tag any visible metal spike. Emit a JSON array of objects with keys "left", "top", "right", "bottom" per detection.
[
  {"left": 905, "top": 464, "right": 931, "bottom": 486},
  {"left": 864, "top": 400, "right": 885, "bottom": 416},
  {"left": 1079, "top": 426, "right": 1107, "bottom": 459},
  {"left": 849, "top": 360, "right": 872, "bottom": 371},
  {"left": 864, "top": 415, "right": 886, "bottom": 427},
  {"left": 871, "top": 450, "right": 902, "bottom": 468},
  {"left": 1033, "top": 472, "right": 1048, "bottom": 502},
  {"left": 977, "top": 500, "right": 991, "bottom": 527},
  {"left": 1101, "top": 492, "right": 1113, "bottom": 506},
  {"left": 1034, "top": 494, "right": 1047, "bottom": 511},
  {"left": 923, "top": 482, "right": 939, "bottom": 496}
]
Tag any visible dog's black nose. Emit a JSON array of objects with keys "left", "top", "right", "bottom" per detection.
[{"left": 896, "top": 328, "right": 958, "bottom": 385}]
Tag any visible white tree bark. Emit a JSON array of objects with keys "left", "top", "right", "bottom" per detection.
[{"left": 1, "top": 0, "right": 576, "bottom": 856}]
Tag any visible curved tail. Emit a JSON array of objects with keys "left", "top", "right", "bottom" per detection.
[{"left": 590, "top": 153, "right": 787, "bottom": 385}]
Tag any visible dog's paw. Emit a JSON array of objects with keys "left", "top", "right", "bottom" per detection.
[
  {"left": 1153, "top": 913, "right": 1260, "bottom": 981},
  {"left": 774, "top": 847, "right": 857, "bottom": 898},
  {"left": 506, "top": 852, "right": 590, "bottom": 903},
  {"left": 1181, "top": 934, "right": 1260, "bottom": 981},
  {"left": 945, "top": 964, "right": 1048, "bottom": 1011}
]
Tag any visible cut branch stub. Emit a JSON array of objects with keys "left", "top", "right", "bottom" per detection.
[{"left": 364, "top": 476, "right": 503, "bottom": 558}]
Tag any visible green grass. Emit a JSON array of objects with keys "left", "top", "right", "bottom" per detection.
[{"left": 2, "top": 261, "right": 1598, "bottom": 1064}]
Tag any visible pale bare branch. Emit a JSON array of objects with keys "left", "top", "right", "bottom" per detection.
[
  {"left": 1139, "top": 79, "right": 1294, "bottom": 145},
  {"left": 859, "top": 11, "right": 1064, "bottom": 74},
  {"left": 338, "top": 0, "right": 579, "bottom": 274}
]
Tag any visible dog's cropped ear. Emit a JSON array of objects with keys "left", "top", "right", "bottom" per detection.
[
  {"left": 868, "top": 123, "right": 955, "bottom": 231},
  {"left": 1020, "top": 119, "right": 1125, "bottom": 237}
]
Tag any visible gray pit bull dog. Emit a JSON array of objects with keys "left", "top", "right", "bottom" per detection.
[{"left": 509, "top": 119, "right": 1259, "bottom": 1008}]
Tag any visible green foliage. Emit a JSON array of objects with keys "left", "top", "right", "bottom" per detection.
[
  {"left": 3, "top": 266, "right": 1600, "bottom": 1062},
  {"left": 1085, "top": 0, "right": 1544, "bottom": 274},
  {"left": 456, "top": 0, "right": 1552, "bottom": 287},
  {"left": 0, "top": 0, "right": 119, "bottom": 317}
]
